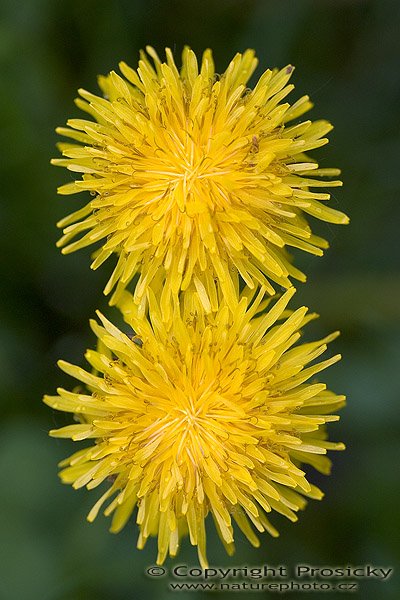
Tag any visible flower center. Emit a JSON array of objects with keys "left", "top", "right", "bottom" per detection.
[{"left": 179, "top": 404, "right": 202, "bottom": 429}]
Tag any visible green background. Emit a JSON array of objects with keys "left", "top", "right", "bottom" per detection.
[{"left": 0, "top": 0, "right": 399, "bottom": 598}]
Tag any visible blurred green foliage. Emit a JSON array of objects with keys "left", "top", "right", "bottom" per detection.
[{"left": 0, "top": 0, "right": 399, "bottom": 598}]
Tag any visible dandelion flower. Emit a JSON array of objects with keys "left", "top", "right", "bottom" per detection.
[
  {"left": 44, "top": 287, "right": 345, "bottom": 567},
  {"left": 52, "top": 46, "right": 348, "bottom": 318}
]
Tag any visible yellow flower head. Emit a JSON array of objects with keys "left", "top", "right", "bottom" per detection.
[
  {"left": 53, "top": 46, "right": 348, "bottom": 318},
  {"left": 44, "top": 287, "right": 345, "bottom": 567}
]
